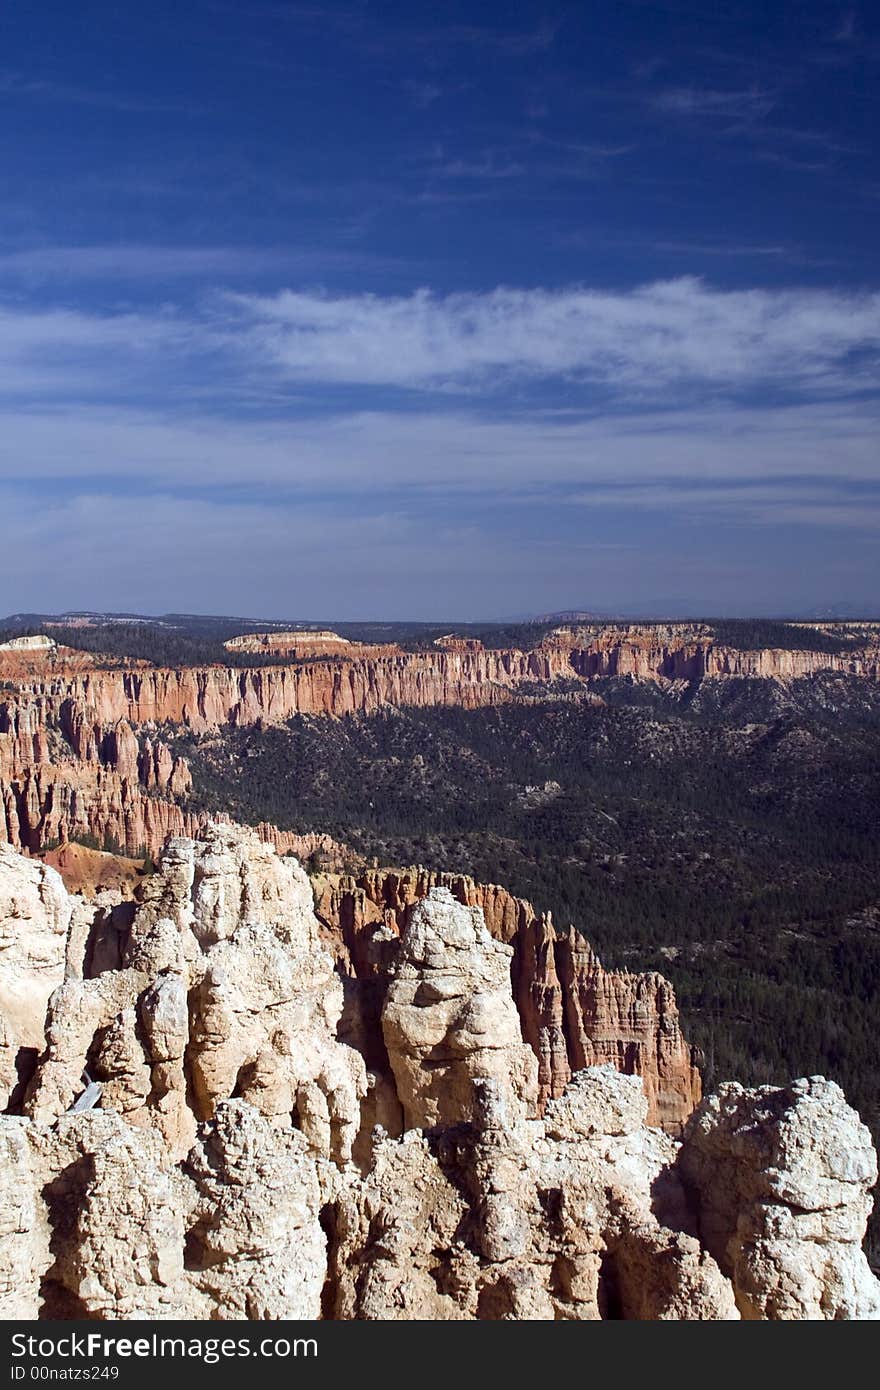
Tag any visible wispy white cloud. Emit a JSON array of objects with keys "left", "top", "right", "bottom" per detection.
[
  {"left": 0, "top": 277, "right": 877, "bottom": 557},
  {"left": 1, "top": 277, "right": 879, "bottom": 412},
  {"left": 402, "top": 80, "right": 443, "bottom": 110},
  {"left": 413, "top": 20, "right": 561, "bottom": 57},
  {"left": 417, "top": 132, "right": 634, "bottom": 191},
  {"left": 1, "top": 276, "right": 879, "bottom": 406},
  {"left": 566, "top": 479, "right": 880, "bottom": 529},
  {"left": 754, "top": 149, "right": 831, "bottom": 173},
  {"left": 0, "top": 302, "right": 190, "bottom": 396},
  {"left": 649, "top": 78, "right": 859, "bottom": 172},
  {"left": 229, "top": 279, "right": 880, "bottom": 394},
  {"left": 431, "top": 154, "right": 526, "bottom": 180}
]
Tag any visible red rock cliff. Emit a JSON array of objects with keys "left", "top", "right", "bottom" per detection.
[
  {"left": 6, "top": 630, "right": 879, "bottom": 734},
  {"left": 314, "top": 866, "right": 701, "bottom": 1133},
  {"left": 2, "top": 626, "right": 878, "bottom": 858}
]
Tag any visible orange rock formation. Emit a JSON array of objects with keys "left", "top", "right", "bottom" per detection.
[
  {"left": 314, "top": 866, "right": 701, "bottom": 1132},
  {"left": 1, "top": 624, "right": 878, "bottom": 861}
]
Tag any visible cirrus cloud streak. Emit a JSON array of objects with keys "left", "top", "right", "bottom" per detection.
[{"left": 231, "top": 278, "right": 880, "bottom": 394}]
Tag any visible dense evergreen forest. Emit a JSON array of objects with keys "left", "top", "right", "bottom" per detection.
[{"left": 174, "top": 673, "right": 880, "bottom": 1262}]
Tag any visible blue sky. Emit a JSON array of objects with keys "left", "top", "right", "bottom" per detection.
[{"left": 1, "top": 0, "right": 878, "bottom": 619}]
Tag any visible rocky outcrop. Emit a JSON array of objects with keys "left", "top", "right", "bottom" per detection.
[
  {"left": 1, "top": 1102, "right": 328, "bottom": 1321},
  {"left": 223, "top": 629, "right": 402, "bottom": 661},
  {"left": 0, "top": 689, "right": 356, "bottom": 863},
  {"left": 329, "top": 1069, "right": 738, "bottom": 1321},
  {"left": 14, "top": 632, "right": 873, "bottom": 741},
  {"left": 38, "top": 843, "right": 148, "bottom": 898},
  {"left": 0, "top": 635, "right": 56, "bottom": 653},
  {"left": 382, "top": 889, "right": 538, "bottom": 1129},
  {"left": 680, "top": 1078, "right": 880, "bottom": 1319},
  {"left": 434, "top": 635, "right": 485, "bottom": 651},
  {"left": 26, "top": 826, "right": 366, "bottom": 1165},
  {"left": 555, "top": 927, "right": 701, "bottom": 1134},
  {"left": 225, "top": 628, "right": 352, "bottom": 653},
  {"left": 544, "top": 625, "right": 880, "bottom": 684},
  {"left": 315, "top": 867, "right": 700, "bottom": 1132},
  {"left": 3, "top": 650, "right": 559, "bottom": 732},
  {"left": 0, "top": 832, "right": 877, "bottom": 1320},
  {"left": 0, "top": 849, "right": 71, "bottom": 1109},
  {"left": 0, "top": 693, "right": 194, "bottom": 856},
  {"left": 1, "top": 688, "right": 701, "bottom": 1138},
  {"left": 181, "top": 1101, "right": 327, "bottom": 1320}
]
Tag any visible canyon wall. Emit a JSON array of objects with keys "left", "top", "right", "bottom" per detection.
[
  {"left": 315, "top": 867, "right": 701, "bottom": 1133},
  {"left": 1, "top": 624, "right": 865, "bottom": 1157},
  {"left": 6, "top": 632, "right": 879, "bottom": 733},
  {"left": 2, "top": 621, "right": 878, "bottom": 876},
  {"left": 0, "top": 693, "right": 355, "bottom": 863}
]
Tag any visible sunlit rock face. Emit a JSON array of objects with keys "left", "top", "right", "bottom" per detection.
[
  {"left": 316, "top": 866, "right": 701, "bottom": 1131},
  {"left": 0, "top": 848, "right": 70, "bottom": 1110},
  {"left": 0, "top": 830, "right": 878, "bottom": 1321},
  {"left": 382, "top": 888, "right": 539, "bottom": 1130},
  {"left": 681, "top": 1077, "right": 880, "bottom": 1320},
  {"left": 25, "top": 824, "right": 366, "bottom": 1167}
]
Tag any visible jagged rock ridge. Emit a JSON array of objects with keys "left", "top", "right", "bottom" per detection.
[
  {"left": 1, "top": 826, "right": 877, "bottom": 1321},
  {"left": 315, "top": 867, "right": 700, "bottom": 1132}
]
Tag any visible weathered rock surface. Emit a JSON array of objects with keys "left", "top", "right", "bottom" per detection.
[
  {"left": 25, "top": 825, "right": 366, "bottom": 1165},
  {"left": 382, "top": 889, "right": 539, "bottom": 1129},
  {"left": 0, "top": 848, "right": 71, "bottom": 1109},
  {"left": 224, "top": 629, "right": 398, "bottom": 661},
  {"left": 329, "top": 1067, "right": 737, "bottom": 1321},
  {"left": 681, "top": 1078, "right": 880, "bottom": 1319},
  {"left": 0, "top": 690, "right": 356, "bottom": 862},
  {"left": 1, "top": 1101, "right": 327, "bottom": 1320},
  {"left": 182, "top": 1101, "right": 326, "bottom": 1320},
  {"left": 0, "top": 831, "right": 877, "bottom": 1321},
  {"left": 316, "top": 867, "right": 700, "bottom": 1132}
]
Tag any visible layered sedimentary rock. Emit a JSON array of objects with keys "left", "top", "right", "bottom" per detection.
[
  {"left": 2, "top": 623, "right": 879, "bottom": 862},
  {"left": 8, "top": 633, "right": 873, "bottom": 737},
  {"left": 224, "top": 629, "right": 403, "bottom": 662},
  {"left": 0, "top": 690, "right": 355, "bottom": 864},
  {"left": 0, "top": 669, "right": 699, "bottom": 1137},
  {"left": 3, "top": 650, "right": 559, "bottom": 731},
  {"left": 546, "top": 624, "right": 880, "bottom": 683},
  {"left": 555, "top": 927, "right": 701, "bottom": 1134},
  {"left": 434, "top": 635, "right": 485, "bottom": 651},
  {"left": 0, "top": 635, "right": 56, "bottom": 653},
  {"left": 0, "top": 831, "right": 877, "bottom": 1321},
  {"left": 225, "top": 628, "right": 353, "bottom": 653},
  {"left": 316, "top": 867, "right": 700, "bottom": 1132}
]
